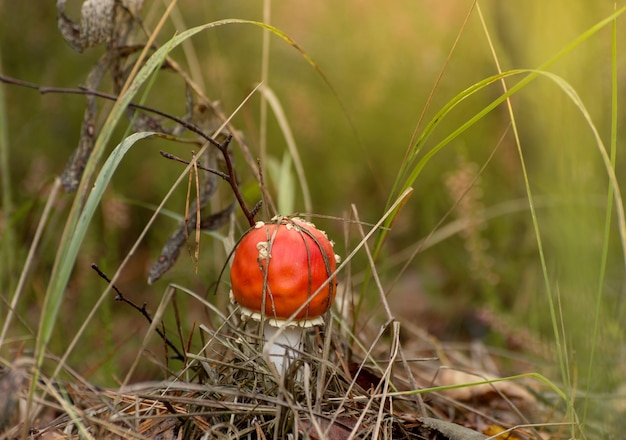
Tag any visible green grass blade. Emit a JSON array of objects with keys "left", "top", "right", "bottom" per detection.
[
  {"left": 376, "top": 5, "right": 626, "bottom": 258},
  {"left": 35, "top": 30, "right": 182, "bottom": 369},
  {"left": 583, "top": 10, "right": 620, "bottom": 424},
  {"left": 260, "top": 84, "right": 311, "bottom": 215},
  {"left": 36, "top": 131, "right": 156, "bottom": 365},
  {"left": 0, "top": 48, "right": 15, "bottom": 294},
  {"left": 533, "top": 71, "right": 626, "bottom": 273}
]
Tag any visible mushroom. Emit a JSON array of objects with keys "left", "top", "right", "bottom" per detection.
[{"left": 230, "top": 216, "right": 339, "bottom": 376}]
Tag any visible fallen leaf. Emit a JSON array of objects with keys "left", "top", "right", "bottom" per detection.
[
  {"left": 434, "top": 368, "right": 536, "bottom": 405},
  {"left": 419, "top": 416, "right": 487, "bottom": 440}
]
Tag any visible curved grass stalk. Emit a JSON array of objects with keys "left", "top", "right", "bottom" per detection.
[
  {"left": 38, "top": 131, "right": 157, "bottom": 367},
  {"left": 51, "top": 83, "right": 261, "bottom": 382},
  {"left": 375, "top": 6, "right": 626, "bottom": 259},
  {"left": 379, "top": 66, "right": 624, "bottom": 437},
  {"left": 258, "top": 84, "right": 312, "bottom": 215},
  {"left": 583, "top": 8, "right": 620, "bottom": 426},
  {"left": 365, "top": 371, "right": 570, "bottom": 408}
]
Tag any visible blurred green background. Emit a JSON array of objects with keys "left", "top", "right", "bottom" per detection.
[{"left": 0, "top": 1, "right": 625, "bottom": 415}]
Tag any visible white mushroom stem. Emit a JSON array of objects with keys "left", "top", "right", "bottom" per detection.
[
  {"left": 263, "top": 324, "right": 304, "bottom": 377},
  {"left": 234, "top": 302, "right": 325, "bottom": 380}
]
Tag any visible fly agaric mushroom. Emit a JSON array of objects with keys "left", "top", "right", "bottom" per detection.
[{"left": 230, "top": 216, "right": 339, "bottom": 375}]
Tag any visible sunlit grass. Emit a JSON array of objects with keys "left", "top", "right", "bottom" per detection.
[{"left": 371, "top": 2, "right": 626, "bottom": 436}]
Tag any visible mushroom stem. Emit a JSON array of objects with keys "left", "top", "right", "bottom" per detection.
[{"left": 263, "top": 324, "right": 303, "bottom": 377}]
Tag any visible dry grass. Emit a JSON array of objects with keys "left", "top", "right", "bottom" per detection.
[{"left": 1, "top": 289, "right": 556, "bottom": 439}]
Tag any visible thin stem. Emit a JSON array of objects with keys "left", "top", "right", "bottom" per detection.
[
  {"left": 217, "top": 135, "right": 256, "bottom": 227},
  {"left": 159, "top": 151, "right": 229, "bottom": 180},
  {"left": 0, "top": 73, "right": 257, "bottom": 226},
  {"left": 91, "top": 264, "right": 185, "bottom": 361}
]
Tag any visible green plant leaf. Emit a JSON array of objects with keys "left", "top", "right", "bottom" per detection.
[{"left": 36, "top": 131, "right": 156, "bottom": 366}]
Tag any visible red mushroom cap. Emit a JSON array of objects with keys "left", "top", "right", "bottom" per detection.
[{"left": 230, "top": 217, "right": 338, "bottom": 322}]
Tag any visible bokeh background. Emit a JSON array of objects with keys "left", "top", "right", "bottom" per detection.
[{"left": 1, "top": 1, "right": 625, "bottom": 415}]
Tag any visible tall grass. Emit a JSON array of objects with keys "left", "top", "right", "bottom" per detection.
[
  {"left": 0, "top": 48, "right": 16, "bottom": 301},
  {"left": 369, "top": 3, "right": 626, "bottom": 437}
]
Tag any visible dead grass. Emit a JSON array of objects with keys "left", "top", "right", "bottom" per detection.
[{"left": 1, "top": 298, "right": 558, "bottom": 439}]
